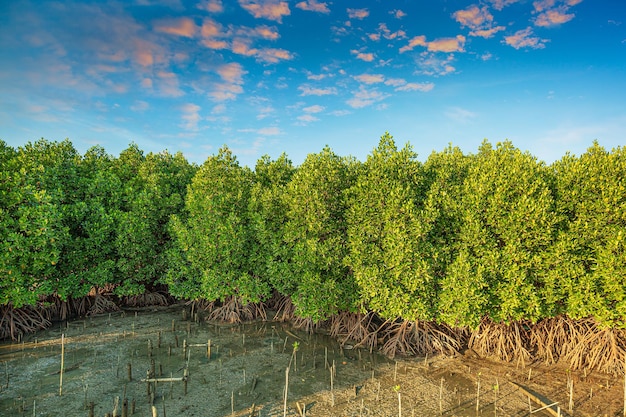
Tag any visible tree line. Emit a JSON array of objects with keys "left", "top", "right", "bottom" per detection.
[{"left": 1, "top": 134, "right": 625, "bottom": 345}]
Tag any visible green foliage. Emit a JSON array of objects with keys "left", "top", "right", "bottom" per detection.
[
  {"left": 281, "top": 146, "right": 358, "bottom": 321},
  {"left": 0, "top": 140, "right": 66, "bottom": 306},
  {"left": 115, "top": 150, "right": 196, "bottom": 295},
  {"left": 448, "top": 141, "right": 558, "bottom": 325},
  {"left": 166, "top": 146, "right": 268, "bottom": 303},
  {"left": 248, "top": 153, "right": 295, "bottom": 294},
  {"left": 347, "top": 133, "right": 435, "bottom": 321},
  {"left": 549, "top": 143, "right": 626, "bottom": 327}
]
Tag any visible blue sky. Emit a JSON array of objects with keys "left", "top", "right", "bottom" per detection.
[{"left": 1, "top": 0, "right": 625, "bottom": 167}]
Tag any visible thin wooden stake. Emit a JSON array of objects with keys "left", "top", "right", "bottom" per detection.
[
  {"left": 283, "top": 367, "right": 290, "bottom": 417},
  {"left": 59, "top": 333, "right": 65, "bottom": 396},
  {"left": 439, "top": 377, "right": 444, "bottom": 415}
]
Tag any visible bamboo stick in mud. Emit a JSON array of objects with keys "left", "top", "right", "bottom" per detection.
[
  {"left": 127, "top": 363, "right": 132, "bottom": 382},
  {"left": 283, "top": 366, "right": 290, "bottom": 417},
  {"left": 59, "top": 333, "right": 65, "bottom": 396}
]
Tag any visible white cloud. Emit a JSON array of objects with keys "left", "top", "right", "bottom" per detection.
[
  {"left": 347, "top": 8, "right": 369, "bottom": 19},
  {"left": 298, "top": 85, "right": 337, "bottom": 96},
  {"left": 504, "top": 27, "right": 548, "bottom": 49},
  {"left": 354, "top": 74, "right": 385, "bottom": 84},
  {"left": 445, "top": 106, "right": 477, "bottom": 123},
  {"left": 180, "top": 103, "right": 201, "bottom": 131},
  {"left": 295, "top": 0, "right": 330, "bottom": 13},
  {"left": 303, "top": 104, "right": 325, "bottom": 113},
  {"left": 346, "top": 86, "right": 390, "bottom": 108},
  {"left": 395, "top": 82, "right": 434, "bottom": 92}
]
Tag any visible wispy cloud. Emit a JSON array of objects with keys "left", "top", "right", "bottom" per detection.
[
  {"left": 295, "top": 0, "right": 330, "bottom": 13},
  {"left": 453, "top": 5, "right": 505, "bottom": 38},
  {"left": 198, "top": 0, "right": 223, "bottom": 13},
  {"left": 390, "top": 9, "right": 407, "bottom": 19},
  {"left": 130, "top": 100, "right": 150, "bottom": 112},
  {"left": 427, "top": 35, "right": 466, "bottom": 52},
  {"left": 400, "top": 35, "right": 465, "bottom": 53},
  {"left": 532, "top": 0, "right": 581, "bottom": 27},
  {"left": 369, "top": 23, "right": 406, "bottom": 41},
  {"left": 302, "top": 104, "right": 325, "bottom": 113},
  {"left": 445, "top": 106, "right": 477, "bottom": 123},
  {"left": 199, "top": 18, "right": 292, "bottom": 63},
  {"left": 346, "top": 86, "right": 390, "bottom": 108},
  {"left": 534, "top": 9, "right": 575, "bottom": 26},
  {"left": 399, "top": 35, "right": 427, "bottom": 53},
  {"left": 298, "top": 85, "right": 338, "bottom": 96},
  {"left": 395, "top": 82, "right": 434, "bottom": 92},
  {"left": 414, "top": 53, "right": 457, "bottom": 76},
  {"left": 154, "top": 17, "right": 196, "bottom": 37},
  {"left": 180, "top": 103, "right": 201, "bottom": 131},
  {"left": 297, "top": 114, "right": 319, "bottom": 123},
  {"left": 239, "top": 0, "right": 291, "bottom": 23},
  {"left": 210, "top": 62, "right": 246, "bottom": 101},
  {"left": 350, "top": 49, "right": 375, "bottom": 62},
  {"left": 487, "top": 0, "right": 522, "bottom": 10},
  {"left": 347, "top": 8, "right": 369, "bottom": 19},
  {"left": 354, "top": 74, "right": 385, "bottom": 84},
  {"left": 504, "top": 27, "right": 548, "bottom": 49}
]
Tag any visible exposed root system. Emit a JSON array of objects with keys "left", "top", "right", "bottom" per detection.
[
  {"left": 87, "top": 295, "right": 120, "bottom": 316},
  {"left": 469, "top": 318, "right": 531, "bottom": 367},
  {"left": 330, "top": 311, "right": 380, "bottom": 351},
  {"left": 380, "top": 319, "right": 463, "bottom": 358},
  {"left": 206, "top": 296, "right": 266, "bottom": 323},
  {"left": 123, "top": 292, "right": 170, "bottom": 307},
  {"left": 0, "top": 303, "right": 51, "bottom": 341},
  {"left": 270, "top": 294, "right": 296, "bottom": 322}
]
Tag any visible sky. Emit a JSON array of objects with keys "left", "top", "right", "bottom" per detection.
[{"left": 1, "top": 0, "right": 625, "bottom": 168}]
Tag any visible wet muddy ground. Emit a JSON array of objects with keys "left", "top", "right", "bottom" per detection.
[{"left": 0, "top": 305, "right": 624, "bottom": 416}]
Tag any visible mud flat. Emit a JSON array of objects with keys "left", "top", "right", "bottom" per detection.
[{"left": 1, "top": 306, "right": 624, "bottom": 416}]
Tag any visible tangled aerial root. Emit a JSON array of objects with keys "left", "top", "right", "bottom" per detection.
[
  {"left": 469, "top": 318, "right": 531, "bottom": 367},
  {"left": 205, "top": 296, "right": 266, "bottom": 323},
  {"left": 380, "top": 319, "right": 464, "bottom": 358},
  {"left": 270, "top": 294, "right": 297, "bottom": 322},
  {"left": 330, "top": 311, "right": 380, "bottom": 351},
  {"left": 87, "top": 294, "right": 120, "bottom": 316},
  {"left": 122, "top": 292, "right": 170, "bottom": 308},
  {"left": 0, "top": 303, "right": 51, "bottom": 341}
]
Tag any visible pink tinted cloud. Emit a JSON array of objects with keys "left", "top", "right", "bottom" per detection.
[
  {"left": 210, "top": 63, "right": 246, "bottom": 101},
  {"left": 198, "top": 0, "right": 223, "bottom": 12},
  {"left": 504, "top": 27, "right": 548, "bottom": 49},
  {"left": 427, "top": 35, "right": 466, "bottom": 52},
  {"left": 471, "top": 26, "right": 505, "bottom": 38},
  {"left": 488, "top": 0, "right": 521, "bottom": 10},
  {"left": 453, "top": 6, "right": 504, "bottom": 38},
  {"left": 390, "top": 9, "right": 407, "bottom": 19},
  {"left": 535, "top": 8, "right": 575, "bottom": 26},
  {"left": 399, "top": 35, "right": 427, "bottom": 53},
  {"left": 351, "top": 50, "right": 375, "bottom": 62},
  {"left": 217, "top": 62, "right": 246, "bottom": 84},
  {"left": 256, "top": 48, "right": 293, "bottom": 63},
  {"left": 154, "top": 17, "right": 196, "bottom": 37},
  {"left": 354, "top": 74, "right": 385, "bottom": 84},
  {"left": 453, "top": 5, "right": 493, "bottom": 29},
  {"left": 296, "top": 0, "right": 330, "bottom": 13},
  {"left": 347, "top": 8, "right": 369, "bottom": 19},
  {"left": 239, "top": 0, "right": 291, "bottom": 23},
  {"left": 201, "top": 18, "right": 223, "bottom": 37}
]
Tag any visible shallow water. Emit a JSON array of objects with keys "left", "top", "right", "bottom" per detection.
[{"left": 0, "top": 305, "right": 392, "bottom": 416}]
